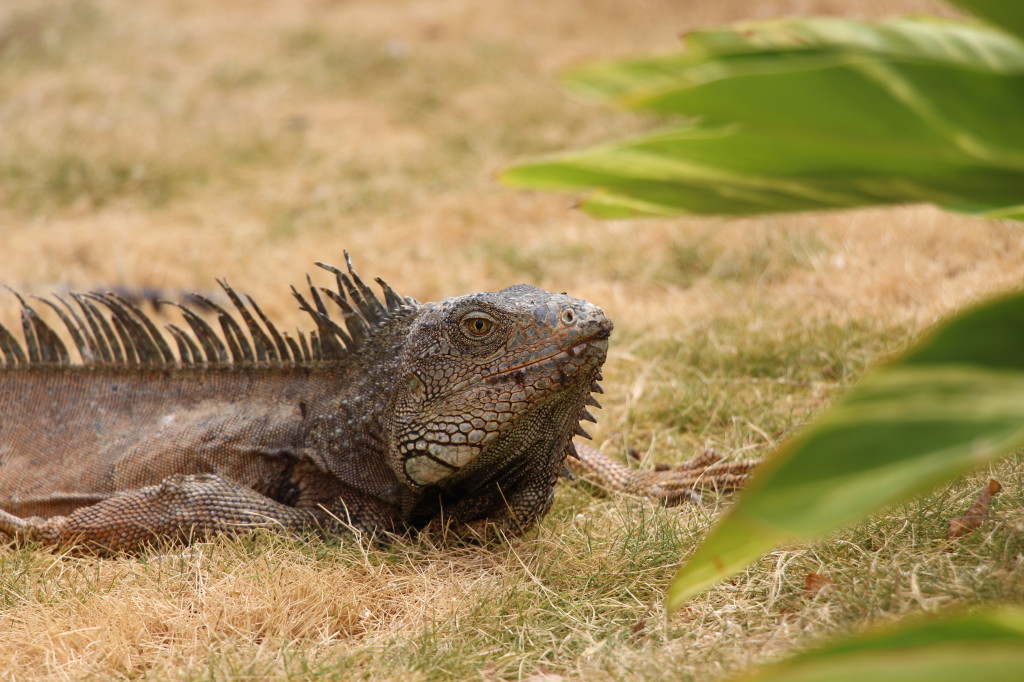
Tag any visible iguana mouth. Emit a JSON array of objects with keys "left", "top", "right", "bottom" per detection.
[{"left": 488, "top": 332, "right": 609, "bottom": 379}]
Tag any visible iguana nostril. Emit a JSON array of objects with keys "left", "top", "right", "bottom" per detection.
[{"left": 560, "top": 309, "right": 576, "bottom": 325}]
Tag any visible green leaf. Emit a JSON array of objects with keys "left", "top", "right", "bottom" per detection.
[
  {"left": 949, "top": 1, "right": 1024, "bottom": 43},
  {"left": 682, "top": 16, "right": 1024, "bottom": 69},
  {"left": 562, "top": 17, "right": 1024, "bottom": 104},
  {"left": 501, "top": 17, "right": 1024, "bottom": 219},
  {"left": 735, "top": 607, "right": 1024, "bottom": 682},
  {"left": 666, "top": 290, "right": 1024, "bottom": 610}
]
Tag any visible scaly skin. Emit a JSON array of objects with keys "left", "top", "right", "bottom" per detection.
[
  {"left": 0, "top": 258, "right": 754, "bottom": 552},
  {"left": 569, "top": 443, "right": 757, "bottom": 505}
]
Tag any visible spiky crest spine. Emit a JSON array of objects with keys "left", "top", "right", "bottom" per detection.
[{"left": 0, "top": 254, "right": 415, "bottom": 369}]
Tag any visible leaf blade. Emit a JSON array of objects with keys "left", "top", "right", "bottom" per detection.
[
  {"left": 667, "top": 290, "right": 1024, "bottom": 610},
  {"left": 949, "top": 1, "right": 1024, "bottom": 43},
  {"left": 736, "top": 607, "right": 1024, "bottom": 682},
  {"left": 502, "top": 17, "right": 1024, "bottom": 219}
]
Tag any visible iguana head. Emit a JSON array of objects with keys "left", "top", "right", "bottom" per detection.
[{"left": 387, "top": 284, "right": 611, "bottom": 490}]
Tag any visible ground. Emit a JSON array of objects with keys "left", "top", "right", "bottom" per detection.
[{"left": 0, "top": 0, "right": 1022, "bottom": 679}]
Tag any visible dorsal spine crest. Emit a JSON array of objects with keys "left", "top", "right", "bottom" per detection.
[{"left": 0, "top": 254, "right": 411, "bottom": 369}]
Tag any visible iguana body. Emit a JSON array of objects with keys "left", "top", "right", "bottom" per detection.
[{"left": 0, "top": 257, "right": 753, "bottom": 552}]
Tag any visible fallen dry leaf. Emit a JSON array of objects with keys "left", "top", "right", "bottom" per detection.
[
  {"left": 946, "top": 479, "right": 1002, "bottom": 539},
  {"left": 803, "top": 572, "right": 835, "bottom": 597}
]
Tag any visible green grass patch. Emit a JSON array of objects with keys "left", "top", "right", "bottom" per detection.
[
  {"left": 0, "top": 1, "right": 100, "bottom": 68},
  {"left": 658, "top": 227, "right": 828, "bottom": 287},
  {"left": 0, "top": 152, "right": 200, "bottom": 213},
  {"left": 610, "top": 315, "right": 909, "bottom": 453}
]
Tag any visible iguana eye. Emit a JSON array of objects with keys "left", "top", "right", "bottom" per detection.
[{"left": 461, "top": 312, "right": 496, "bottom": 338}]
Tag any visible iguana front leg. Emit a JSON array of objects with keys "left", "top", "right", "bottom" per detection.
[
  {"left": 429, "top": 473, "right": 559, "bottom": 543},
  {"left": 569, "top": 442, "right": 757, "bottom": 505},
  {"left": 0, "top": 474, "right": 321, "bottom": 553}
]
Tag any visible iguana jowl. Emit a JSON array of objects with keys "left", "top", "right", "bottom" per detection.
[{"left": 0, "top": 256, "right": 754, "bottom": 552}]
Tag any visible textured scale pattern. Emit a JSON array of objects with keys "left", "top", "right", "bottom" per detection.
[{"left": 0, "top": 256, "right": 755, "bottom": 553}]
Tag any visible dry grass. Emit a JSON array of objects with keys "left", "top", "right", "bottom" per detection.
[{"left": 1, "top": 0, "right": 1023, "bottom": 679}]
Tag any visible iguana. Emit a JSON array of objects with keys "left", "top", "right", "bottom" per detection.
[{"left": 0, "top": 256, "right": 755, "bottom": 552}]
